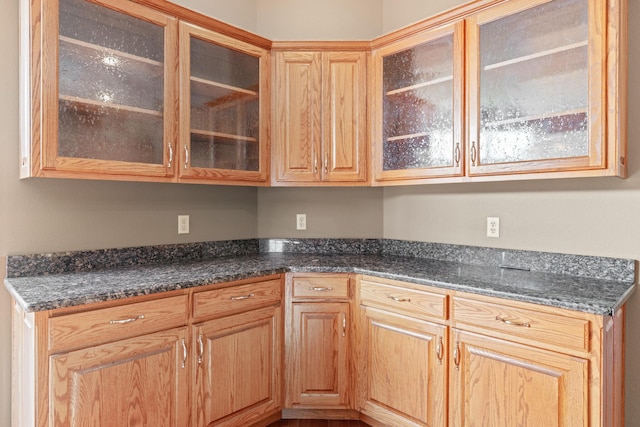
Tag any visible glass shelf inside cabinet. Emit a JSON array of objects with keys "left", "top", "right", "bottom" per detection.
[
  {"left": 58, "top": 0, "right": 165, "bottom": 164},
  {"left": 189, "top": 37, "right": 260, "bottom": 172},
  {"left": 478, "top": 0, "right": 589, "bottom": 164},
  {"left": 382, "top": 34, "right": 455, "bottom": 171}
]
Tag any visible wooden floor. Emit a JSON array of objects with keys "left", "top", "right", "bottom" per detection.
[{"left": 267, "top": 420, "right": 371, "bottom": 427}]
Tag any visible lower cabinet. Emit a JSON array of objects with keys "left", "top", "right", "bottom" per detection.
[
  {"left": 449, "top": 329, "right": 588, "bottom": 427},
  {"left": 284, "top": 274, "right": 354, "bottom": 416},
  {"left": 359, "top": 306, "right": 447, "bottom": 427},
  {"left": 192, "top": 305, "right": 282, "bottom": 427},
  {"left": 50, "top": 328, "right": 190, "bottom": 427}
]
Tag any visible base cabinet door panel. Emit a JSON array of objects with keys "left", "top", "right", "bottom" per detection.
[
  {"left": 449, "top": 328, "right": 588, "bottom": 427},
  {"left": 360, "top": 306, "right": 447, "bottom": 427},
  {"left": 192, "top": 305, "right": 282, "bottom": 427},
  {"left": 49, "top": 328, "right": 189, "bottom": 427}
]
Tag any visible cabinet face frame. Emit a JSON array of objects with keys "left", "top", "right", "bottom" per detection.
[
  {"left": 178, "top": 22, "right": 271, "bottom": 185},
  {"left": 466, "top": 0, "right": 610, "bottom": 177},
  {"left": 372, "top": 22, "right": 465, "bottom": 183},
  {"left": 25, "top": 0, "right": 179, "bottom": 181}
]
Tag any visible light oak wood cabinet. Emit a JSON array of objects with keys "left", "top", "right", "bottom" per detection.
[
  {"left": 178, "top": 21, "right": 270, "bottom": 185},
  {"left": 191, "top": 279, "right": 283, "bottom": 427},
  {"left": 357, "top": 277, "right": 448, "bottom": 427},
  {"left": 272, "top": 47, "right": 368, "bottom": 185},
  {"left": 372, "top": 0, "right": 627, "bottom": 184},
  {"left": 356, "top": 275, "right": 625, "bottom": 427},
  {"left": 284, "top": 274, "right": 355, "bottom": 417},
  {"left": 11, "top": 276, "right": 284, "bottom": 427}
]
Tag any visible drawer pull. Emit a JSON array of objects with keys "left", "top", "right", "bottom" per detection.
[
  {"left": 496, "top": 316, "right": 531, "bottom": 328},
  {"left": 309, "top": 287, "right": 333, "bottom": 292},
  {"left": 109, "top": 314, "right": 145, "bottom": 324},
  {"left": 230, "top": 293, "right": 255, "bottom": 301},
  {"left": 388, "top": 295, "right": 411, "bottom": 302},
  {"left": 342, "top": 313, "right": 347, "bottom": 337}
]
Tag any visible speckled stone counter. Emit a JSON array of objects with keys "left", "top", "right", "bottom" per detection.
[{"left": 4, "top": 239, "right": 636, "bottom": 316}]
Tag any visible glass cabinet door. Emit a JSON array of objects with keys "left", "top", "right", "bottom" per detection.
[
  {"left": 374, "top": 23, "right": 464, "bottom": 182},
  {"left": 43, "top": 0, "right": 177, "bottom": 178},
  {"left": 179, "top": 22, "right": 269, "bottom": 183},
  {"left": 467, "top": 0, "right": 605, "bottom": 176}
]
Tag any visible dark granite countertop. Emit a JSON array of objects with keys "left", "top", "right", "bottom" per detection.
[{"left": 4, "top": 252, "right": 636, "bottom": 316}]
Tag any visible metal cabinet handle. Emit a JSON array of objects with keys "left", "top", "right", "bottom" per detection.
[
  {"left": 453, "top": 340, "right": 461, "bottom": 370},
  {"left": 454, "top": 143, "right": 461, "bottom": 166},
  {"left": 230, "top": 293, "right": 255, "bottom": 301},
  {"left": 495, "top": 316, "right": 531, "bottom": 328},
  {"left": 342, "top": 313, "right": 347, "bottom": 337},
  {"left": 436, "top": 336, "right": 444, "bottom": 365},
  {"left": 197, "top": 334, "right": 204, "bottom": 364},
  {"left": 471, "top": 141, "right": 477, "bottom": 165},
  {"left": 181, "top": 338, "right": 187, "bottom": 369},
  {"left": 324, "top": 153, "right": 328, "bottom": 173},
  {"left": 184, "top": 144, "right": 189, "bottom": 170},
  {"left": 109, "top": 314, "right": 144, "bottom": 324},
  {"left": 314, "top": 155, "right": 318, "bottom": 173},
  {"left": 168, "top": 144, "right": 173, "bottom": 169},
  {"left": 387, "top": 295, "right": 411, "bottom": 302},
  {"left": 309, "top": 287, "right": 333, "bottom": 292}
]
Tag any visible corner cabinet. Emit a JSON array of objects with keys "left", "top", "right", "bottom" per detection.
[
  {"left": 372, "top": 0, "right": 627, "bottom": 184},
  {"left": 178, "top": 22, "right": 270, "bottom": 185},
  {"left": 272, "top": 47, "right": 368, "bottom": 186}
]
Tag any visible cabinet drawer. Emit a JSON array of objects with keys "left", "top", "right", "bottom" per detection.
[
  {"left": 193, "top": 278, "right": 282, "bottom": 320},
  {"left": 359, "top": 279, "right": 447, "bottom": 321},
  {"left": 49, "top": 295, "right": 189, "bottom": 353},
  {"left": 451, "top": 297, "right": 590, "bottom": 353},
  {"left": 292, "top": 275, "right": 350, "bottom": 299}
]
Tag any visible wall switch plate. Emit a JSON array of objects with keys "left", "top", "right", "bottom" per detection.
[
  {"left": 178, "top": 215, "right": 190, "bottom": 234},
  {"left": 487, "top": 217, "right": 500, "bottom": 238},
  {"left": 296, "top": 214, "right": 307, "bottom": 230}
]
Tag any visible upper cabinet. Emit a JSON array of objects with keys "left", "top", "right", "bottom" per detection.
[
  {"left": 372, "top": 0, "right": 627, "bottom": 184},
  {"left": 22, "top": 0, "right": 178, "bottom": 181},
  {"left": 178, "top": 22, "right": 270, "bottom": 185},
  {"left": 272, "top": 47, "right": 368, "bottom": 185},
  {"left": 372, "top": 23, "right": 465, "bottom": 182},
  {"left": 21, "top": 0, "right": 270, "bottom": 185}
]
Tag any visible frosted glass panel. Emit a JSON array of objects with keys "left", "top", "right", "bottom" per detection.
[
  {"left": 479, "top": 0, "right": 589, "bottom": 164},
  {"left": 189, "top": 36, "right": 260, "bottom": 172},
  {"left": 382, "top": 35, "right": 455, "bottom": 170},
  {"left": 57, "top": 0, "right": 165, "bottom": 164}
]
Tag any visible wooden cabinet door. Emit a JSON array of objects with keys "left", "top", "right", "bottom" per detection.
[
  {"left": 449, "top": 328, "right": 588, "bottom": 427},
  {"left": 49, "top": 327, "right": 189, "bottom": 427},
  {"left": 359, "top": 306, "right": 447, "bottom": 427},
  {"left": 32, "top": 0, "right": 179, "bottom": 181},
  {"left": 287, "top": 302, "right": 351, "bottom": 408},
  {"left": 178, "top": 22, "right": 270, "bottom": 184},
  {"left": 192, "top": 305, "right": 282, "bottom": 427},
  {"left": 273, "top": 51, "right": 322, "bottom": 183},
  {"left": 321, "top": 51, "right": 367, "bottom": 183},
  {"left": 466, "top": 0, "right": 608, "bottom": 177},
  {"left": 373, "top": 22, "right": 464, "bottom": 183}
]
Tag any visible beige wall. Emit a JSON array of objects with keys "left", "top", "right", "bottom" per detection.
[{"left": 172, "top": 0, "right": 257, "bottom": 32}]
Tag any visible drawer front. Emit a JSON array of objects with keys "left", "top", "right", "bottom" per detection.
[
  {"left": 359, "top": 279, "right": 447, "bottom": 321},
  {"left": 49, "top": 295, "right": 189, "bottom": 353},
  {"left": 193, "top": 278, "right": 282, "bottom": 320},
  {"left": 292, "top": 275, "right": 350, "bottom": 299},
  {"left": 451, "top": 297, "right": 590, "bottom": 353}
]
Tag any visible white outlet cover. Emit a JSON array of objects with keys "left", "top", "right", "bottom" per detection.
[
  {"left": 178, "top": 215, "right": 190, "bottom": 234},
  {"left": 296, "top": 214, "right": 307, "bottom": 230}
]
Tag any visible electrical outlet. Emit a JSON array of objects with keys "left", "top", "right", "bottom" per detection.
[
  {"left": 178, "top": 215, "right": 190, "bottom": 234},
  {"left": 296, "top": 214, "right": 307, "bottom": 230},
  {"left": 487, "top": 217, "right": 500, "bottom": 238}
]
